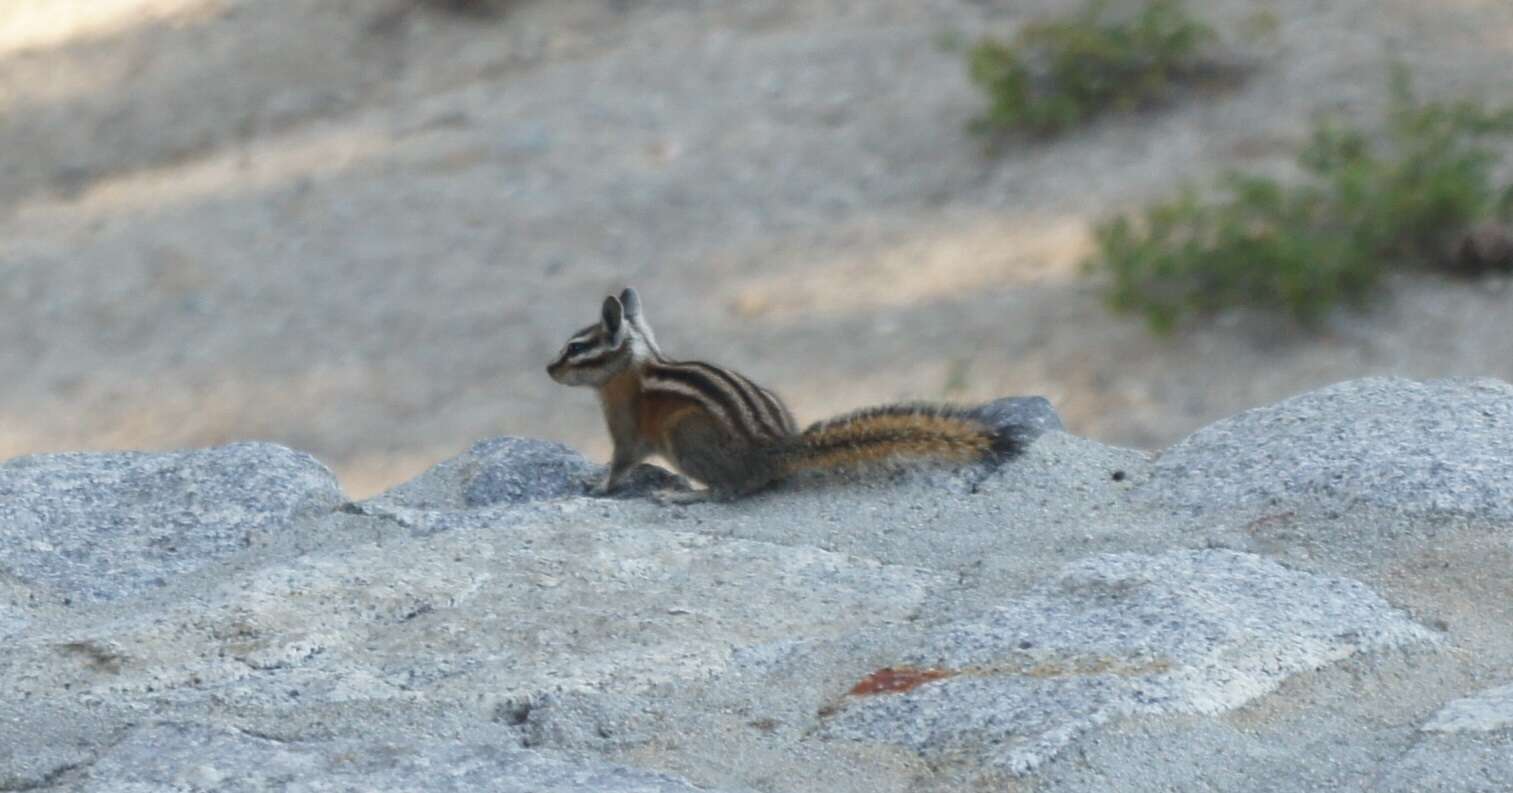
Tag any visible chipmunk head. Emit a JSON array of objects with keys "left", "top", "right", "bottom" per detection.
[{"left": 547, "top": 288, "right": 659, "bottom": 386}]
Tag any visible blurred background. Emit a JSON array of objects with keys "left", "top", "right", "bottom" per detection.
[{"left": 3, "top": 0, "right": 1512, "bottom": 497}]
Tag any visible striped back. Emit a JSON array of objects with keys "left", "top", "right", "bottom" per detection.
[{"left": 641, "top": 359, "right": 797, "bottom": 442}]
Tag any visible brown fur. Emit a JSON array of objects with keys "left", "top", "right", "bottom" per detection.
[
  {"left": 780, "top": 404, "right": 1014, "bottom": 477},
  {"left": 648, "top": 401, "right": 703, "bottom": 450},
  {"left": 550, "top": 288, "right": 1025, "bottom": 500}
]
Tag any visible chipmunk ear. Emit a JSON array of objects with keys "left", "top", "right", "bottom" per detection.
[
  {"left": 618, "top": 286, "right": 663, "bottom": 357},
  {"left": 601, "top": 295, "right": 625, "bottom": 341},
  {"left": 619, "top": 287, "right": 642, "bottom": 319}
]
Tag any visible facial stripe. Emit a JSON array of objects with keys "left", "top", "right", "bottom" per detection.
[
  {"left": 559, "top": 324, "right": 618, "bottom": 364},
  {"left": 568, "top": 348, "right": 620, "bottom": 369}
]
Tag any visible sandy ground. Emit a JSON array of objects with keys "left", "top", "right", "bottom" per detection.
[{"left": 3, "top": 0, "right": 1513, "bottom": 496}]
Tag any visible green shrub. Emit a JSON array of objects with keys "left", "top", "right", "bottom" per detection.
[
  {"left": 1089, "top": 69, "right": 1513, "bottom": 333},
  {"left": 968, "top": 0, "right": 1220, "bottom": 139}
]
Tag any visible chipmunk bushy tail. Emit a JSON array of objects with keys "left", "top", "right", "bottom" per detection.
[{"left": 776, "top": 403, "right": 1024, "bottom": 476}]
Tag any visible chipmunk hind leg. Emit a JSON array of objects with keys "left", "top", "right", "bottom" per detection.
[{"left": 660, "top": 412, "right": 781, "bottom": 501}]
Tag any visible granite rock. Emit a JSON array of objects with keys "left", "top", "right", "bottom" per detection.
[
  {"left": 1423, "top": 683, "right": 1513, "bottom": 734},
  {"left": 66, "top": 721, "right": 735, "bottom": 793},
  {"left": 1151, "top": 377, "right": 1513, "bottom": 519},
  {"left": 360, "top": 436, "right": 689, "bottom": 515},
  {"left": 5, "top": 380, "right": 1513, "bottom": 792},
  {"left": 819, "top": 549, "right": 1432, "bottom": 774},
  {"left": 0, "top": 443, "right": 341, "bottom": 602}
]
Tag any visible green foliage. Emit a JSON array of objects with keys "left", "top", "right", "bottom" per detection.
[
  {"left": 968, "top": 0, "right": 1219, "bottom": 139},
  {"left": 1090, "top": 70, "right": 1513, "bottom": 332},
  {"left": 1238, "top": 9, "right": 1281, "bottom": 45}
]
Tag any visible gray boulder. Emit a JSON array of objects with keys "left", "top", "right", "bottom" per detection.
[
  {"left": 0, "top": 442, "right": 341, "bottom": 602},
  {"left": 972, "top": 394, "right": 1064, "bottom": 441},
  {"left": 360, "top": 436, "right": 689, "bottom": 516},
  {"left": 1152, "top": 377, "right": 1513, "bottom": 519},
  {"left": 4, "top": 380, "right": 1513, "bottom": 792}
]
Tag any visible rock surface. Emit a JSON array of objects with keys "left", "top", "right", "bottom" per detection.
[
  {"left": 3, "top": 378, "right": 1512, "bottom": 792},
  {"left": 1423, "top": 684, "right": 1513, "bottom": 734},
  {"left": 820, "top": 550, "right": 1431, "bottom": 774},
  {"left": 1152, "top": 377, "right": 1513, "bottom": 520},
  {"left": 67, "top": 722, "right": 729, "bottom": 793},
  {"left": 0, "top": 443, "right": 342, "bottom": 602}
]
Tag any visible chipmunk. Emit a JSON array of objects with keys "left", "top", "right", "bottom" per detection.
[{"left": 546, "top": 288, "right": 1025, "bottom": 503}]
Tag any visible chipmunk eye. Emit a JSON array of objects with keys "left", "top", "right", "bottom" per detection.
[{"left": 566, "top": 341, "right": 591, "bottom": 356}]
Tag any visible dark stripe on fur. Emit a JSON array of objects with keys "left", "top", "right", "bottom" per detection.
[
  {"left": 645, "top": 364, "right": 758, "bottom": 440},
  {"left": 684, "top": 361, "right": 791, "bottom": 440},
  {"left": 753, "top": 384, "right": 797, "bottom": 435},
  {"left": 568, "top": 349, "right": 619, "bottom": 369},
  {"left": 792, "top": 402, "right": 1025, "bottom": 469}
]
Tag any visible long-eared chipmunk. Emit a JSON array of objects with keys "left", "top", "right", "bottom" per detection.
[{"left": 546, "top": 288, "right": 1024, "bottom": 503}]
